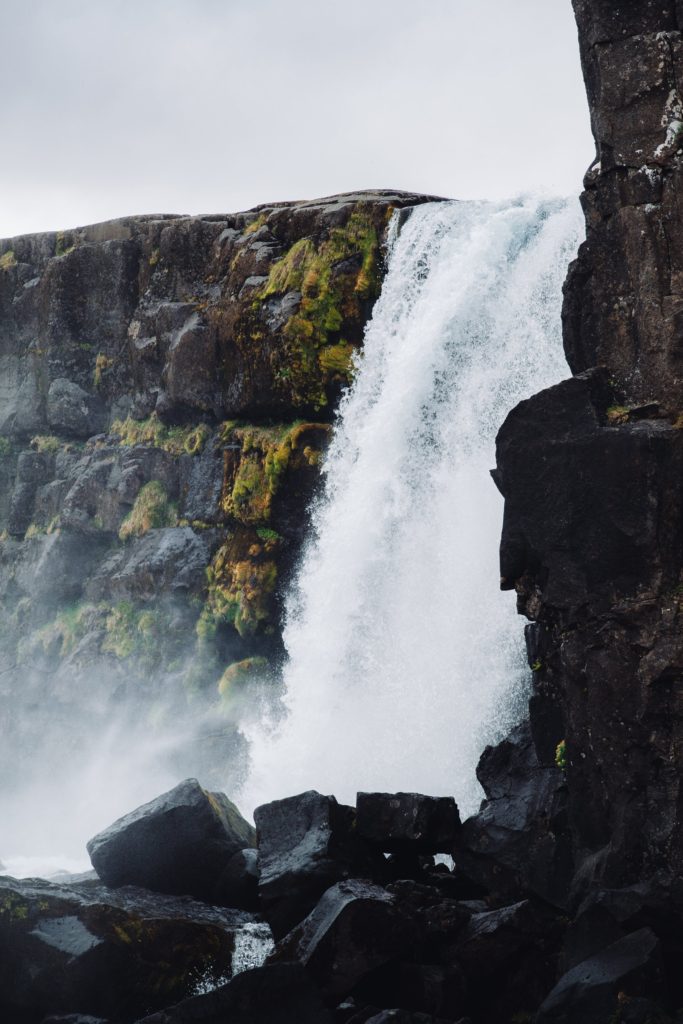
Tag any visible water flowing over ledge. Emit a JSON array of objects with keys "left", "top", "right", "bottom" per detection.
[{"left": 242, "top": 195, "right": 584, "bottom": 815}]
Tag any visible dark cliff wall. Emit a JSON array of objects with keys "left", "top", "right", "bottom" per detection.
[
  {"left": 496, "top": 1, "right": 683, "bottom": 894},
  {"left": 0, "top": 190, "right": 433, "bottom": 784},
  {"left": 564, "top": 0, "right": 683, "bottom": 404}
]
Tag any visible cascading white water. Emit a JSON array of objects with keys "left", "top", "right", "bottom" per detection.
[{"left": 242, "top": 195, "right": 583, "bottom": 816}]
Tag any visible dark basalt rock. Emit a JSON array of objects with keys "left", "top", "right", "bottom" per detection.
[
  {"left": 135, "top": 962, "right": 333, "bottom": 1024},
  {"left": 254, "top": 790, "right": 383, "bottom": 940},
  {"left": 454, "top": 720, "right": 572, "bottom": 908},
  {"left": 87, "top": 778, "right": 255, "bottom": 902},
  {"left": 213, "top": 848, "right": 260, "bottom": 912},
  {"left": 536, "top": 928, "right": 664, "bottom": 1024},
  {"left": 0, "top": 874, "right": 255, "bottom": 1022},
  {"left": 565, "top": 2, "right": 683, "bottom": 406},
  {"left": 41, "top": 1017, "right": 110, "bottom": 1024},
  {"left": 361, "top": 1013, "right": 465, "bottom": 1024},
  {"left": 270, "top": 879, "right": 414, "bottom": 1001},
  {"left": 356, "top": 793, "right": 460, "bottom": 854},
  {"left": 354, "top": 961, "right": 467, "bottom": 1022},
  {"left": 495, "top": 364, "right": 683, "bottom": 890}
]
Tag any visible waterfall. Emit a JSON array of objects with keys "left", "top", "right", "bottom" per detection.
[{"left": 242, "top": 195, "right": 584, "bottom": 815}]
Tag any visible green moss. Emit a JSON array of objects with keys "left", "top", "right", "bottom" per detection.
[
  {"left": 555, "top": 739, "right": 567, "bottom": 771},
  {"left": 30, "top": 435, "right": 61, "bottom": 454},
  {"left": 183, "top": 423, "right": 211, "bottom": 455},
  {"left": 218, "top": 656, "right": 269, "bottom": 702},
  {"left": 222, "top": 421, "right": 328, "bottom": 524},
  {"left": 112, "top": 414, "right": 211, "bottom": 457},
  {"left": 0, "top": 250, "right": 17, "bottom": 271},
  {"left": 119, "top": 480, "right": 177, "bottom": 540},
  {"left": 34, "top": 602, "right": 101, "bottom": 657},
  {"left": 55, "top": 231, "right": 75, "bottom": 258},
  {"left": 94, "top": 353, "right": 114, "bottom": 388},
  {"left": 256, "top": 526, "right": 282, "bottom": 542},
  {"left": 149, "top": 247, "right": 161, "bottom": 267},
  {"left": 607, "top": 405, "right": 630, "bottom": 425},
  {"left": 243, "top": 212, "right": 268, "bottom": 236},
  {"left": 24, "top": 524, "right": 46, "bottom": 540},
  {"left": 102, "top": 602, "right": 138, "bottom": 658},
  {"left": 199, "top": 531, "right": 279, "bottom": 639},
  {"left": 252, "top": 207, "right": 381, "bottom": 408},
  {"left": 0, "top": 893, "right": 30, "bottom": 920}
]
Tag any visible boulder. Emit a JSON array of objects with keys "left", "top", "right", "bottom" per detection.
[
  {"left": 271, "top": 879, "right": 414, "bottom": 1001},
  {"left": 254, "top": 790, "right": 382, "bottom": 939},
  {"left": 135, "top": 962, "right": 332, "bottom": 1024},
  {"left": 87, "top": 778, "right": 255, "bottom": 902},
  {"left": 454, "top": 721, "right": 572, "bottom": 908},
  {"left": 0, "top": 874, "right": 255, "bottom": 1021},
  {"left": 537, "top": 928, "right": 663, "bottom": 1024},
  {"left": 356, "top": 793, "right": 460, "bottom": 854}
]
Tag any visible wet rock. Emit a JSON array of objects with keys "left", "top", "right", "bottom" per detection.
[
  {"left": 135, "top": 962, "right": 332, "bottom": 1023},
  {"left": 356, "top": 793, "right": 460, "bottom": 854},
  {"left": 271, "top": 879, "right": 414, "bottom": 1001},
  {"left": 47, "top": 379, "right": 106, "bottom": 439},
  {"left": 41, "top": 1017, "right": 109, "bottom": 1024},
  {"left": 87, "top": 526, "right": 215, "bottom": 602},
  {"left": 214, "top": 848, "right": 259, "bottom": 911},
  {"left": 537, "top": 928, "right": 663, "bottom": 1024},
  {"left": 87, "top": 778, "right": 255, "bottom": 902},
  {"left": 0, "top": 874, "right": 254, "bottom": 1021},
  {"left": 355, "top": 961, "right": 467, "bottom": 1021},
  {"left": 363, "top": 1013, "right": 463, "bottom": 1024},
  {"left": 254, "top": 791, "right": 383, "bottom": 939},
  {"left": 454, "top": 721, "right": 572, "bottom": 908}
]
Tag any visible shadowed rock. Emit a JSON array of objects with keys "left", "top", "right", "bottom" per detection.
[
  {"left": 87, "top": 778, "right": 255, "bottom": 902},
  {"left": 270, "top": 879, "right": 414, "bottom": 1001},
  {"left": 0, "top": 874, "right": 255, "bottom": 1021},
  {"left": 135, "top": 962, "right": 332, "bottom": 1024},
  {"left": 537, "top": 928, "right": 663, "bottom": 1024},
  {"left": 254, "top": 790, "right": 383, "bottom": 940},
  {"left": 356, "top": 793, "right": 460, "bottom": 854}
]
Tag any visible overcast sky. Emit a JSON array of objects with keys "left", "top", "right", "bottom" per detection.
[{"left": 0, "top": 0, "right": 592, "bottom": 238}]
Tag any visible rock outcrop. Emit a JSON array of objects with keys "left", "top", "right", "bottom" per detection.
[
  {"left": 478, "top": 0, "right": 683, "bottom": 1019},
  {"left": 0, "top": 190, "right": 435, "bottom": 794}
]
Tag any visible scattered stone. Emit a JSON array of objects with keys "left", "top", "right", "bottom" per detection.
[
  {"left": 254, "top": 791, "right": 382, "bottom": 939},
  {"left": 271, "top": 879, "right": 414, "bottom": 1000},
  {"left": 135, "top": 962, "right": 333, "bottom": 1023},
  {"left": 454, "top": 720, "right": 572, "bottom": 908},
  {"left": 87, "top": 778, "right": 255, "bottom": 902},
  {"left": 537, "top": 928, "right": 663, "bottom": 1024},
  {"left": 0, "top": 875, "right": 254, "bottom": 1021},
  {"left": 356, "top": 793, "right": 460, "bottom": 854}
]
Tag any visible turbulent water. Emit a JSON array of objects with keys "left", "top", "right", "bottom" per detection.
[{"left": 242, "top": 196, "right": 584, "bottom": 816}]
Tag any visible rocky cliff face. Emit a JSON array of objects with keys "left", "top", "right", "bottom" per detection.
[
  {"left": 496, "top": 0, "right": 683, "bottom": 911},
  {"left": 0, "top": 190, "right": 433, "bottom": 789}
]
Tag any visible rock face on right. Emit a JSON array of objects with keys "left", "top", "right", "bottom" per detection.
[
  {"left": 497, "top": 0, "right": 683, "bottom": 894},
  {"left": 488, "top": 0, "right": 683, "bottom": 1019},
  {"left": 564, "top": 0, "right": 683, "bottom": 406}
]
